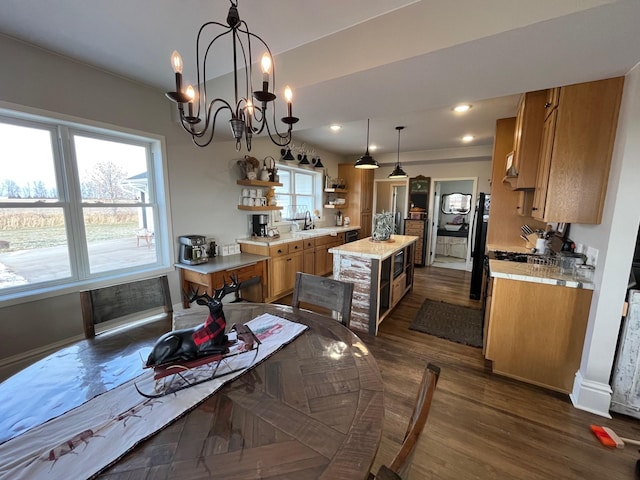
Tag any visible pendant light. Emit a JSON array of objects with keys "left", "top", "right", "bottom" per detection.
[
  {"left": 389, "top": 126, "right": 408, "bottom": 179},
  {"left": 354, "top": 119, "right": 379, "bottom": 169}
]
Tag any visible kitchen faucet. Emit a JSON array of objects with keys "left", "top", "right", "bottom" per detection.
[{"left": 303, "top": 210, "right": 314, "bottom": 230}]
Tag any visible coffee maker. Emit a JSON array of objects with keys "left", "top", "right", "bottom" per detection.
[
  {"left": 178, "top": 235, "right": 208, "bottom": 265},
  {"left": 252, "top": 214, "right": 269, "bottom": 237}
]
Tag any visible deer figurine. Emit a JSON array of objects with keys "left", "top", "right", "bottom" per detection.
[{"left": 145, "top": 276, "right": 241, "bottom": 367}]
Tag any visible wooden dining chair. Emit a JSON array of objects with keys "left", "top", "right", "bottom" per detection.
[
  {"left": 370, "top": 363, "right": 441, "bottom": 479},
  {"left": 291, "top": 272, "right": 354, "bottom": 328},
  {"left": 80, "top": 275, "right": 173, "bottom": 338}
]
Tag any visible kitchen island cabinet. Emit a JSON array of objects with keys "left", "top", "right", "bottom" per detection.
[
  {"left": 330, "top": 235, "right": 417, "bottom": 335},
  {"left": 485, "top": 261, "right": 593, "bottom": 393}
]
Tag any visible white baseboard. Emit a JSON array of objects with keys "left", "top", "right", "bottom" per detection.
[{"left": 570, "top": 370, "right": 613, "bottom": 418}]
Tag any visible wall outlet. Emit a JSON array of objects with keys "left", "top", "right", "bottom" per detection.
[
  {"left": 575, "top": 243, "right": 584, "bottom": 254},
  {"left": 586, "top": 246, "right": 599, "bottom": 266}
]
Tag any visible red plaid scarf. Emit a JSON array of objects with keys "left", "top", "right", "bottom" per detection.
[{"left": 191, "top": 313, "right": 226, "bottom": 346}]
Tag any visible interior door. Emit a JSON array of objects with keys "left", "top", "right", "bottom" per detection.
[{"left": 428, "top": 182, "right": 441, "bottom": 266}]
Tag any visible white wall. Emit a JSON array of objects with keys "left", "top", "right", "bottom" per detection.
[
  {"left": 0, "top": 35, "right": 345, "bottom": 363},
  {"left": 570, "top": 64, "right": 640, "bottom": 416}
]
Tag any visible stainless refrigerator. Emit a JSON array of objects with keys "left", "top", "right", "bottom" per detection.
[{"left": 469, "top": 193, "right": 490, "bottom": 299}]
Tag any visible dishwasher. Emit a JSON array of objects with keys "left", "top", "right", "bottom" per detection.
[{"left": 345, "top": 230, "right": 359, "bottom": 243}]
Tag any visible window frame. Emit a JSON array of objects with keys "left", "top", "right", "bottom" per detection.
[
  {"left": 0, "top": 103, "right": 173, "bottom": 306},
  {"left": 271, "top": 164, "right": 323, "bottom": 225}
]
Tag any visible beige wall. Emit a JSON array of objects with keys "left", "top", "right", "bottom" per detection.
[{"left": 0, "top": 35, "right": 346, "bottom": 366}]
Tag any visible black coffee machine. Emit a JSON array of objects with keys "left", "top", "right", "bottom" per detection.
[{"left": 252, "top": 214, "right": 268, "bottom": 237}]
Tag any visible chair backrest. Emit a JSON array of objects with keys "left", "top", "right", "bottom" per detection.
[
  {"left": 291, "top": 272, "right": 354, "bottom": 327},
  {"left": 383, "top": 362, "right": 441, "bottom": 479},
  {"left": 80, "top": 275, "right": 172, "bottom": 338}
]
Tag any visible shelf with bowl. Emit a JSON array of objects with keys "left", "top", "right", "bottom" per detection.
[
  {"left": 324, "top": 188, "right": 348, "bottom": 194},
  {"left": 237, "top": 205, "right": 283, "bottom": 211},
  {"left": 324, "top": 203, "right": 348, "bottom": 209},
  {"left": 237, "top": 179, "right": 283, "bottom": 187}
]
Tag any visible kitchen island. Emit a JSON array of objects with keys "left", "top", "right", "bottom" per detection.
[{"left": 329, "top": 234, "right": 417, "bottom": 335}]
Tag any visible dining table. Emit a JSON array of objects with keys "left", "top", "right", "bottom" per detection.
[{"left": 0, "top": 303, "right": 385, "bottom": 480}]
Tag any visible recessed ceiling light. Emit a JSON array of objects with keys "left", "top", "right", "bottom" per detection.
[
  {"left": 453, "top": 104, "right": 471, "bottom": 113},
  {"left": 462, "top": 134, "right": 474, "bottom": 142},
  {"left": 330, "top": 125, "right": 341, "bottom": 131}
]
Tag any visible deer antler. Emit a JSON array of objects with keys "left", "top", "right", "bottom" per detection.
[{"left": 214, "top": 274, "right": 241, "bottom": 300}]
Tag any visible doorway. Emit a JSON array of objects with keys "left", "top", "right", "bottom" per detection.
[
  {"left": 427, "top": 177, "right": 477, "bottom": 271},
  {"left": 373, "top": 179, "right": 409, "bottom": 234}
]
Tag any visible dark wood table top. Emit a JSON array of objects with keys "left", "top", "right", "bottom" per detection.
[{"left": 1, "top": 304, "right": 384, "bottom": 480}]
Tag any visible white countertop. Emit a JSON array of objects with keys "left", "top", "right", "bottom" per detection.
[
  {"left": 175, "top": 253, "right": 269, "bottom": 274},
  {"left": 328, "top": 234, "right": 418, "bottom": 260},
  {"left": 237, "top": 225, "right": 360, "bottom": 246},
  {"left": 489, "top": 259, "right": 594, "bottom": 290}
]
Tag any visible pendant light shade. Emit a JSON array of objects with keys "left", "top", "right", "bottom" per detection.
[
  {"left": 388, "top": 126, "right": 408, "bottom": 179},
  {"left": 355, "top": 119, "right": 379, "bottom": 169},
  {"left": 280, "top": 148, "right": 294, "bottom": 161}
]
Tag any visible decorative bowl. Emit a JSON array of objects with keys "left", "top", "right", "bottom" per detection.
[{"left": 444, "top": 224, "right": 462, "bottom": 231}]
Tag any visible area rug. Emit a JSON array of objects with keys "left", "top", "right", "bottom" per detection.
[{"left": 409, "top": 299, "right": 483, "bottom": 347}]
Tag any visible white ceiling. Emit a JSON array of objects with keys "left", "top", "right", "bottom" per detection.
[{"left": 1, "top": 0, "right": 639, "bottom": 158}]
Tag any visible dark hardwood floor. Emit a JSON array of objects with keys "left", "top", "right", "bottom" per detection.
[{"left": 281, "top": 265, "right": 640, "bottom": 479}]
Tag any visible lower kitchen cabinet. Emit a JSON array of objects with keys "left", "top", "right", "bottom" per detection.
[
  {"left": 240, "top": 234, "right": 344, "bottom": 302},
  {"left": 302, "top": 238, "right": 315, "bottom": 274},
  {"left": 484, "top": 277, "right": 592, "bottom": 393},
  {"left": 269, "top": 251, "right": 303, "bottom": 299}
]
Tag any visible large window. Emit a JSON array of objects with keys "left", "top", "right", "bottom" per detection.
[
  {"left": 273, "top": 165, "right": 322, "bottom": 222},
  {"left": 0, "top": 111, "right": 169, "bottom": 300}
]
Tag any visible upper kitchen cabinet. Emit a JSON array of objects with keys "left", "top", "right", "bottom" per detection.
[
  {"left": 503, "top": 90, "right": 547, "bottom": 190},
  {"left": 338, "top": 164, "right": 374, "bottom": 238},
  {"left": 531, "top": 76, "right": 624, "bottom": 224}
]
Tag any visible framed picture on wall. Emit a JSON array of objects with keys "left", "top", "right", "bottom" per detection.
[{"left": 409, "top": 175, "right": 430, "bottom": 194}]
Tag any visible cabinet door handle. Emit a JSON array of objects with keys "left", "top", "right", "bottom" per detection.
[
  {"left": 287, "top": 258, "right": 292, "bottom": 262},
  {"left": 532, "top": 207, "right": 538, "bottom": 211},
  {"left": 545, "top": 102, "right": 552, "bottom": 108},
  {"left": 277, "top": 249, "right": 283, "bottom": 254}
]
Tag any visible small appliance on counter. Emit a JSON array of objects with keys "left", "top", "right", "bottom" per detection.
[
  {"left": 252, "top": 214, "right": 269, "bottom": 237},
  {"left": 178, "top": 235, "right": 208, "bottom": 265}
]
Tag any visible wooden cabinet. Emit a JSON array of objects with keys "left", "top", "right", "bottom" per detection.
[
  {"left": 531, "top": 77, "right": 624, "bottom": 224},
  {"left": 302, "top": 238, "right": 315, "bottom": 274},
  {"left": 486, "top": 117, "right": 548, "bottom": 249},
  {"left": 240, "top": 234, "right": 345, "bottom": 302},
  {"left": 404, "top": 218, "right": 428, "bottom": 266},
  {"left": 314, "top": 233, "right": 344, "bottom": 276},
  {"left": 503, "top": 90, "right": 547, "bottom": 190},
  {"left": 338, "top": 164, "right": 374, "bottom": 238},
  {"left": 485, "top": 277, "right": 592, "bottom": 393}
]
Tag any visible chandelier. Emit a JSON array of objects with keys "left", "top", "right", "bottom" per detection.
[
  {"left": 165, "top": 0, "right": 299, "bottom": 151},
  {"left": 388, "top": 126, "right": 408, "bottom": 178}
]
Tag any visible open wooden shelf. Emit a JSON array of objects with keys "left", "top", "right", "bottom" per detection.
[
  {"left": 237, "top": 205, "right": 283, "bottom": 211},
  {"left": 324, "top": 188, "right": 347, "bottom": 193},
  {"left": 237, "top": 179, "right": 283, "bottom": 187},
  {"left": 324, "top": 204, "right": 348, "bottom": 209}
]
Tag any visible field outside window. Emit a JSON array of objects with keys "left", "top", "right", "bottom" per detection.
[{"left": 0, "top": 114, "right": 168, "bottom": 298}]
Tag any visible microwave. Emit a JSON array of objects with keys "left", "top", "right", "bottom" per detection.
[{"left": 393, "top": 250, "right": 404, "bottom": 278}]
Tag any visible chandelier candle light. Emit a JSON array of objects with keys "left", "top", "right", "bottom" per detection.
[{"left": 165, "top": 0, "right": 299, "bottom": 151}]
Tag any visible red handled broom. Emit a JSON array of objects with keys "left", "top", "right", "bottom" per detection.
[{"left": 590, "top": 424, "right": 640, "bottom": 448}]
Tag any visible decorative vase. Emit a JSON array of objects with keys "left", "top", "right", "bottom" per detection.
[{"left": 372, "top": 211, "right": 394, "bottom": 242}]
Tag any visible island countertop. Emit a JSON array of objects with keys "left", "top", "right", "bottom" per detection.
[{"left": 329, "top": 234, "right": 418, "bottom": 260}]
